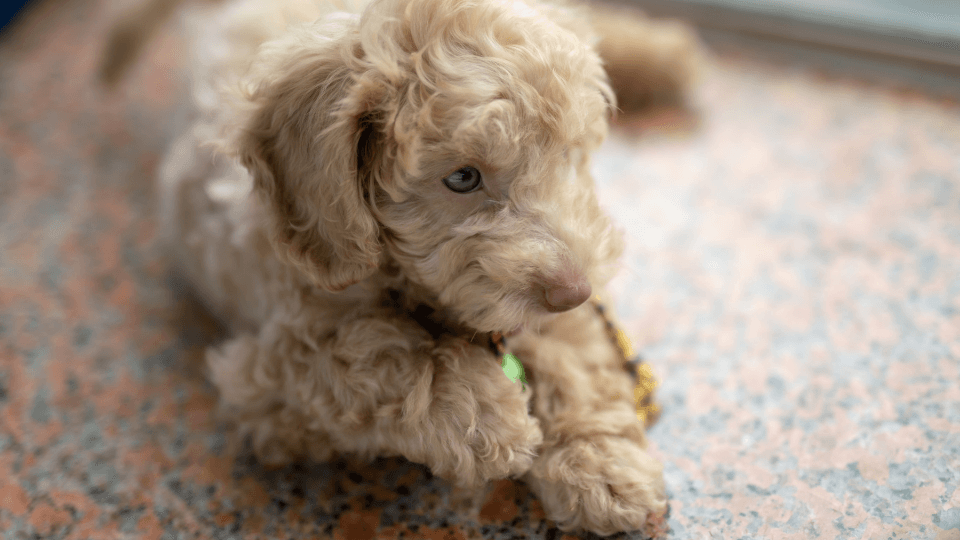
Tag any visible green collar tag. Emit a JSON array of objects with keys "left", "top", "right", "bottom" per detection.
[{"left": 501, "top": 353, "right": 527, "bottom": 390}]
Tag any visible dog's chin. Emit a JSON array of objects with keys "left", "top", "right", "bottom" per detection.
[
  {"left": 449, "top": 289, "right": 558, "bottom": 335},
  {"left": 455, "top": 306, "right": 534, "bottom": 336},
  {"left": 463, "top": 317, "right": 528, "bottom": 336},
  {"left": 461, "top": 304, "right": 552, "bottom": 336},
  {"left": 504, "top": 324, "right": 524, "bottom": 337}
]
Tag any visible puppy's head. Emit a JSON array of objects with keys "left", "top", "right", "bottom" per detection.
[{"left": 234, "top": 0, "right": 624, "bottom": 333}]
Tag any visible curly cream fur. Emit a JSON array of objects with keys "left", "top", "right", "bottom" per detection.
[{"left": 155, "top": 0, "right": 699, "bottom": 534}]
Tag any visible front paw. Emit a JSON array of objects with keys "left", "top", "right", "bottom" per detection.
[
  {"left": 526, "top": 435, "right": 668, "bottom": 537},
  {"left": 417, "top": 350, "right": 543, "bottom": 486},
  {"left": 467, "top": 410, "right": 543, "bottom": 484}
]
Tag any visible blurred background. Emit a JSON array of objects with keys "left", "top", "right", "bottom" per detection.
[
  {"left": 4, "top": 0, "right": 959, "bottom": 93},
  {"left": 623, "top": 0, "right": 960, "bottom": 95},
  {"left": 0, "top": 0, "right": 958, "bottom": 539},
  {"left": 633, "top": 0, "right": 960, "bottom": 64}
]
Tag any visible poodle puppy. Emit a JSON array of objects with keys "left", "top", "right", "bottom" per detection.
[{"left": 139, "top": 0, "right": 700, "bottom": 534}]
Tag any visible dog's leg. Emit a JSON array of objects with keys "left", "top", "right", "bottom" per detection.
[
  {"left": 511, "top": 302, "right": 668, "bottom": 536},
  {"left": 205, "top": 315, "right": 543, "bottom": 486}
]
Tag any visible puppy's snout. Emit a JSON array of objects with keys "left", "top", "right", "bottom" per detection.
[{"left": 540, "top": 271, "right": 592, "bottom": 313}]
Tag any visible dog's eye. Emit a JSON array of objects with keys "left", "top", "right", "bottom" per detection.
[{"left": 442, "top": 166, "right": 483, "bottom": 194}]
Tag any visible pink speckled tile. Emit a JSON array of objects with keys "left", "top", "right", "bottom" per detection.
[
  {"left": 1, "top": 0, "right": 958, "bottom": 538},
  {"left": 596, "top": 52, "right": 960, "bottom": 539}
]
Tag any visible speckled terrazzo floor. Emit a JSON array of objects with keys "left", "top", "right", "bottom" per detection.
[{"left": 1, "top": 0, "right": 959, "bottom": 538}]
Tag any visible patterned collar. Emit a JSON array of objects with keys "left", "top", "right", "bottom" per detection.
[
  {"left": 387, "top": 287, "right": 660, "bottom": 426},
  {"left": 489, "top": 297, "right": 661, "bottom": 427}
]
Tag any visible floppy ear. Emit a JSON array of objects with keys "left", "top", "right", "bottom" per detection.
[{"left": 233, "top": 23, "right": 392, "bottom": 291}]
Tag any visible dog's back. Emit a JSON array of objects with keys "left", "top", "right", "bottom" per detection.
[
  {"left": 100, "top": 0, "right": 360, "bottom": 103},
  {"left": 101, "top": 0, "right": 701, "bottom": 115},
  {"left": 151, "top": 0, "right": 366, "bottom": 332},
  {"left": 184, "top": 0, "right": 359, "bottom": 115}
]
